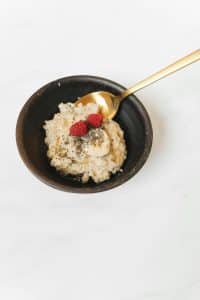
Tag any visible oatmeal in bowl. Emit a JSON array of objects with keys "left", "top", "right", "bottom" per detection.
[
  {"left": 16, "top": 75, "right": 153, "bottom": 193},
  {"left": 43, "top": 102, "right": 127, "bottom": 183}
]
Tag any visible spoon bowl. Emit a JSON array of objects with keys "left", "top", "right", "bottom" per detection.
[{"left": 76, "top": 91, "right": 120, "bottom": 119}]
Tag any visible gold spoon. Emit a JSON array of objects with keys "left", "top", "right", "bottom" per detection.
[{"left": 76, "top": 49, "right": 200, "bottom": 119}]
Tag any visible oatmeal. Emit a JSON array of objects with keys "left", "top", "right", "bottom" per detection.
[{"left": 43, "top": 102, "right": 127, "bottom": 183}]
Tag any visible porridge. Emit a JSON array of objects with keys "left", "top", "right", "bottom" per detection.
[{"left": 43, "top": 102, "right": 127, "bottom": 183}]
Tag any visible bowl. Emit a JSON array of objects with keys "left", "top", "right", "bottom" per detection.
[{"left": 16, "top": 75, "right": 153, "bottom": 193}]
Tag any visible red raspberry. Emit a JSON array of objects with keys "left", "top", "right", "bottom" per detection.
[
  {"left": 87, "top": 113, "right": 103, "bottom": 128},
  {"left": 69, "top": 121, "right": 88, "bottom": 137}
]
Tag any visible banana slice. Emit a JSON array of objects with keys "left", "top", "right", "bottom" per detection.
[{"left": 84, "top": 129, "right": 110, "bottom": 157}]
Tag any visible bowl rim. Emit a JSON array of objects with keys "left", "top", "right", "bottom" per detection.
[{"left": 16, "top": 75, "right": 153, "bottom": 193}]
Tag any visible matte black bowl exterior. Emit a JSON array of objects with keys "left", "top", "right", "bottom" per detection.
[{"left": 16, "top": 75, "right": 153, "bottom": 193}]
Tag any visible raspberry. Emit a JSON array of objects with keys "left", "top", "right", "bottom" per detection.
[
  {"left": 87, "top": 113, "right": 103, "bottom": 128},
  {"left": 69, "top": 121, "right": 88, "bottom": 137}
]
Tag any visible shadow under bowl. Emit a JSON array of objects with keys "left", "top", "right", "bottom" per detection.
[{"left": 16, "top": 75, "right": 153, "bottom": 193}]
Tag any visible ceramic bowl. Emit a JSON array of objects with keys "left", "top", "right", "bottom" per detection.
[{"left": 16, "top": 75, "right": 153, "bottom": 193}]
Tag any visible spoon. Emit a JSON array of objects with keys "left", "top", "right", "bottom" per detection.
[{"left": 76, "top": 49, "right": 200, "bottom": 119}]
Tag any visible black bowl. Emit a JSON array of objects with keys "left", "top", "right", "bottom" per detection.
[{"left": 16, "top": 75, "right": 153, "bottom": 193}]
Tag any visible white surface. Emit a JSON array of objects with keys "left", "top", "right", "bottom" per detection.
[{"left": 0, "top": 0, "right": 200, "bottom": 299}]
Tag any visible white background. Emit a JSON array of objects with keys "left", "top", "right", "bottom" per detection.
[{"left": 0, "top": 0, "right": 200, "bottom": 299}]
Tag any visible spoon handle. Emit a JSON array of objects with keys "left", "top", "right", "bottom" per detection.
[{"left": 120, "top": 49, "right": 200, "bottom": 100}]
